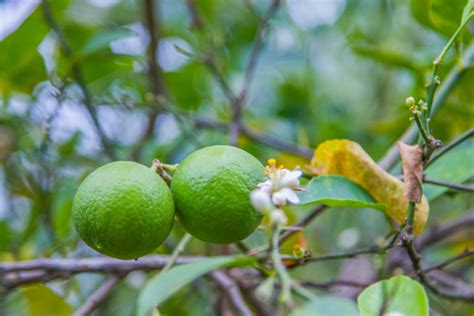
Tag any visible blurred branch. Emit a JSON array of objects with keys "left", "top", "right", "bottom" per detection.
[
  {"left": 73, "top": 274, "right": 124, "bottom": 316},
  {"left": 184, "top": 0, "right": 202, "bottom": 29},
  {"left": 378, "top": 44, "right": 474, "bottom": 170},
  {"left": 425, "top": 128, "right": 474, "bottom": 168},
  {"left": 423, "top": 249, "right": 474, "bottom": 273},
  {"left": 278, "top": 205, "right": 327, "bottom": 245},
  {"left": 0, "top": 255, "right": 202, "bottom": 289},
  {"left": 211, "top": 271, "right": 255, "bottom": 316},
  {"left": 300, "top": 279, "right": 368, "bottom": 290},
  {"left": 230, "top": 0, "right": 281, "bottom": 145},
  {"left": 415, "top": 210, "right": 474, "bottom": 249},
  {"left": 130, "top": 0, "right": 168, "bottom": 160},
  {"left": 239, "top": 124, "right": 313, "bottom": 158},
  {"left": 422, "top": 177, "right": 474, "bottom": 192},
  {"left": 403, "top": 236, "right": 474, "bottom": 301},
  {"left": 41, "top": 0, "right": 115, "bottom": 159}
]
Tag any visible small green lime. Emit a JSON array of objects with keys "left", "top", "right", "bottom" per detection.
[
  {"left": 171, "top": 145, "right": 264, "bottom": 243},
  {"left": 72, "top": 161, "right": 175, "bottom": 259}
]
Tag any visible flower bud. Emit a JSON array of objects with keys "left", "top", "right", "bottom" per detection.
[
  {"left": 270, "top": 208, "right": 288, "bottom": 226},
  {"left": 271, "top": 191, "right": 287, "bottom": 206},
  {"left": 250, "top": 189, "right": 273, "bottom": 213},
  {"left": 405, "top": 96, "right": 415, "bottom": 107}
]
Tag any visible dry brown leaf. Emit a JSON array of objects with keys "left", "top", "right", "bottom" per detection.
[{"left": 397, "top": 142, "right": 424, "bottom": 203}]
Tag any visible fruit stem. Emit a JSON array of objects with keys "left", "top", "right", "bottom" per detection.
[{"left": 150, "top": 159, "right": 175, "bottom": 186}]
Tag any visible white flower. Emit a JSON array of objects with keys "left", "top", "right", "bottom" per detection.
[
  {"left": 250, "top": 189, "right": 273, "bottom": 213},
  {"left": 271, "top": 187, "right": 299, "bottom": 206},
  {"left": 270, "top": 208, "right": 288, "bottom": 226}
]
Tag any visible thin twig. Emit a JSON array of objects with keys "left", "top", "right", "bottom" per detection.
[
  {"left": 130, "top": 0, "right": 167, "bottom": 160},
  {"left": 230, "top": 0, "right": 281, "bottom": 145},
  {"left": 415, "top": 210, "right": 474, "bottom": 249},
  {"left": 300, "top": 279, "right": 368, "bottom": 289},
  {"left": 162, "top": 233, "right": 192, "bottom": 273},
  {"left": 73, "top": 274, "right": 123, "bottom": 316},
  {"left": 239, "top": 124, "right": 313, "bottom": 159},
  {"left": 378, "top": 44, "right": 474, "bottom": 170},
  {"left": 278, "top": 205, "right": 327, "bottom": 245},
  {"left": 424, "top": 250, "right": 474, "bottom": 273},
  {"left": 211, "top": 271, "right": 255, "bottom": 316},
  {"left": 425, "top": 128, "right": 474, "bottom": 168},
  {"left": 423, "top": 177, "right": 474, "bottom": 192},
  {"left": 301, "top": 247, "right": 383, "bottom": 264},
  {"left": 403, "top": 237, "right": 474, "bottom": 301},
  {"left": 41, "top": 0, "right": 115, "bottom": 159}
]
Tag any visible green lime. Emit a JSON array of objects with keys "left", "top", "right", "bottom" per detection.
[
  {"left": 72, "top": 161, "right": 175, "bottom": 259},
  {"left": 171, "top": 145, "right": 264, "bottom": 243}
]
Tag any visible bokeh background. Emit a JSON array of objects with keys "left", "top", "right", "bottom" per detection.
[{"left": 1, "top": 0, "right": 473, "bottom": 315}]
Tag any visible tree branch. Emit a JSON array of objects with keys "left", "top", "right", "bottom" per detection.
[
  {"left": 230, "top": 0, "right": 281, "bottom": 145},
  {"left": 403, "top": 236, "right": 474, "bottom": 301},
  {"left": 0, "top": 255, "right": 202, "bottom": 289},
  {"left": 211, "top": 271, "right": 255, "bottom": 316},
  {"left": 73, "top": 274, "right": 123, "bottom": 316},
  {"left": 423, "top": 249, "right": 474, "bottom": 273},
  {"left": 41, "top": 0, "right": 115, "bottom": 159},
  {"left": 423, "top": 177, "right": 474, "bottom": 192},
  {"left": 425, "top": 128, "right": 474, "bottom": 168},
  {"left": 415, "top": 210, "right": 474, "bottom": 249},
  {"left": 378, "top": 44, "right": 474, "bottom": 170}
]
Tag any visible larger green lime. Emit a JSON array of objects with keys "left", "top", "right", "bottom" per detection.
[
  {"left": 72, "top": 161, "right": 175, "bottom": 259},
  {"left": 171, "top": 145, "right": 264, "bottom": 243}
]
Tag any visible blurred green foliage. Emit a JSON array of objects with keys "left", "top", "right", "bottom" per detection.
[{"left": 0, "top": 0, "right": 473, "bottom": 315}]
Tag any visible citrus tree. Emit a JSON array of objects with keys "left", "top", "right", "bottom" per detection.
[{"left": 1, "top": 0, "right": 473, "bottom": 315}]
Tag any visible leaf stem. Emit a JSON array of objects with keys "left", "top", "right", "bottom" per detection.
[
  {"left": 161, "top": 233, "right": 192, "bottom": 273},
  {"left": 271, "top": 225, "right": 293, "bottom": 306},
  {"left": 425, "top": 12, "right": 474, "bottom": 124}
]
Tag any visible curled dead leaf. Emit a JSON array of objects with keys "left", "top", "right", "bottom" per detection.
[{"left": 397, "top": 142, "right": 424, "bottom": 204}]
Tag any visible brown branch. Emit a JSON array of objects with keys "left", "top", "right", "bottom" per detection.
[
  {"left": 403, "top": 236, "right": 474, "bottom": 301},
  {"left": 130, "top": 0, "right": 168, "bottom": 160},
  {"left": 211, "top": 271, "right": 255, "bottom": 316},
  {"left": 230, "top": 0, "right": 281, "bottom": 145},
  {"left": 0, "top": 255, "right": 202, "bottom": 289},
  {"left": 239, "top": 124, "right": 313, "bottom": 159},
  {"left": 41, "top": 0, "right": 115, "bottom": 159},
  {"left": 73, "top": 274, "right": 124, "bottom": 316},
  {"left": 278, "top": 205, "right": 327, "bottom": 245},
  {"left": 184, "top": 0, "right": 202, "bottom": 29},
  {"left": 415, "top": 210, "right": 474, "bottom": 249},
  {"left": 423, "top": 249, "right": 474, "bottom": 273},
  {"left": 300, "top": 279, "right": 369, "bottom": 290},
  {"left": 423, "top": 177, "right": 474, "bottom": 192}
]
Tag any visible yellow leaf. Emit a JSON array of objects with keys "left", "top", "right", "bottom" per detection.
[{"left": 310, "top": 139, "right": 429, "bottom": 235}]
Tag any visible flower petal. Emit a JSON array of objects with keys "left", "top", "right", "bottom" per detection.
[{"left": 279, "top": 187, "right": 300, "bottom": 204}]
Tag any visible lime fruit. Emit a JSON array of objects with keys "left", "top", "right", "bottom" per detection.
[
  {"left": 72, "top": 161, "right": 175, "bottom": 259},
  {"left": 171, "top": 145, "right": 264, "bottom": 243}
]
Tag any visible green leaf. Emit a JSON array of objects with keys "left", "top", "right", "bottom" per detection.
[
  {"left": 0, "top": 1, "right": 70, "bottom": 94},
  {"left": 297, "top": 175, "right": 387, "bottom": 212},
  {"left": 291, "top": 295, "right": 359, "bottom": 316},
  {"left": 136, "top": 256, "right": 256, "bottom": 316},
  {"left": 462, "top": 0, "right": 474, "bottom": 22},
  {"left": 424, "top": 138, "right": 473, "bottom": 200},
  {"left": 81, "top": 28, "right": 136, "bottom": 55},
  {"left": 429, "top": 0, "right": 467, "bottom": 36},
  {"left": 352, "top": 45, "right": 421, "bottom": 73},
  {"left": 357, "top": 275, "right": 429, "bottom": 316},
  {"left": 4, "top": 284, "right": 73, "bottom": 316}
]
